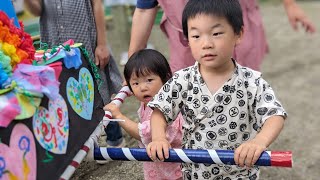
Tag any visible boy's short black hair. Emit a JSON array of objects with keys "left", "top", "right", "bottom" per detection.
[
  {"left": 182, "top": 0, "right": 243, "bottom": 38},
  {"left": 124, "top": 49, "right": 172, "bottom": 92}
]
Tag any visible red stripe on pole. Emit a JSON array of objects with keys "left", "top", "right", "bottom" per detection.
[
  {"left": 104, "top": 114, "right": 112, "bottom": 119},
  {"left": 113, "top": 98, "right": 124, "bottom": 103},
  {"left": 82, "top": 145, "right": 90, "bottom": 153},
  {"left": 120, "top": 90, "right": 130, "bottom": 96},
  {"left": 71, "top": 161, "right": 80, "bottom": 168},
  {"left": 271, "top": 151, "right": 292, "bottom": 167}
]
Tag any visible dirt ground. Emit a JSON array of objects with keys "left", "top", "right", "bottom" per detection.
[{"left": 71, "top": 2, "right": 320, "bottom": 180}]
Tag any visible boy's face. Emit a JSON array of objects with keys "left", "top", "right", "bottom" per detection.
[
  {"left": 129, "top": 72, "right": 163, "bottom": 104},
  {"left": 187, "top": 14, "right": 243, "bottom": 70}
]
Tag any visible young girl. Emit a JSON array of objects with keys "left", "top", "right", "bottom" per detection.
[
  {"left": 104, "top": 49, "right": 183, "bottom": 180},
  {"left": 147, "top": 0, "right": 287, "bottom": 179}
]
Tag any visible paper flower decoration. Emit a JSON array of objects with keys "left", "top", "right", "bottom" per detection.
[{"left": 0, "top": 11, "right": 35, "bottom": 72}]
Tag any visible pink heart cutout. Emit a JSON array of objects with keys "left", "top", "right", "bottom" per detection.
[{"left": 0, "top": 124, "right": 37, "bottom": 179}]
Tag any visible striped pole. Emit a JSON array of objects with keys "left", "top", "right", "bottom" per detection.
[
  {"left": 60, "top": 86, "right": 132, "bottom": 180},
  {"left": 103, "top": 86, "right": 132, "bottom": 121},
  {"left": 94, "top": 148, "right": 292, "bottom": 168}
]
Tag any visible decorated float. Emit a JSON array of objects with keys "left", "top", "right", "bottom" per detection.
[{"left": 0, "top": 7, "right": 104, "bottom": 179}]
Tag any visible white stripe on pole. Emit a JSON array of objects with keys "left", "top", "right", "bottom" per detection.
[
  {"left": 122, "top": 148, "right": 137, "bottom": 161},
  {"left": 208, "top": 150, "right": 223, "bottom": 164},
  {"left": 101, "top": 147, "right": 111, "bottom": 160},
  {"left": 174, "top": 149, "right": 193, "bottom": 163},
  {"left": 266, "top": 151, "right": 271, "bottom": 156}
]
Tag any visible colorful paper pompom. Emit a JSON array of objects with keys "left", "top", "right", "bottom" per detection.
[{"left": 0, "top": 11, "right": 35, "bottom": 71}]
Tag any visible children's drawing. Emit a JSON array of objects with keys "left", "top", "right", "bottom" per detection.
[
  {"left": 33, "top": 95, "right": 69, "bottom": 154},
  {"left": 0, "top": 124, "right": 36, "bottom": 180},
  {"left": 66, "top": 67, "right": 94, "bottom": 120}
]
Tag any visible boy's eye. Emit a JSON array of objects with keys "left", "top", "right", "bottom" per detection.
[
  {"left": 131, "top": 82, "right": 138, "bottom": 86},
  {"left": 191, "top": 35, "right": 199, "bottom": 39},
  {"left": 147, "top": 79, "right": 153, "bottom": 82},
  {"left": 213, "top": 32, "right": 223, "bottom": 36}
]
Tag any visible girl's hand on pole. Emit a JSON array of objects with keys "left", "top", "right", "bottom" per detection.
[
  {"left": 147, "top": 138, "right": 171, "bottom": 161},
  {"left": 104, "top": 103, "right": 122, "bottom": 119}
]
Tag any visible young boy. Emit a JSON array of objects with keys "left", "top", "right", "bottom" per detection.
[{"left": 147, "top": 0, "right": 287, "bottom": 179}]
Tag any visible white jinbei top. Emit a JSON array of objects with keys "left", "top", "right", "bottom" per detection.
[{"left": 148, "top": 61, "right": 287, "bottom": 179}]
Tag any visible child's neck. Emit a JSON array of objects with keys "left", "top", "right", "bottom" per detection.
[
  {"left": 199, "top": 60, "right": 235, "bottom": 94},
  {"left": 142, "top": 102, "right": 147, "bottom": 110}
]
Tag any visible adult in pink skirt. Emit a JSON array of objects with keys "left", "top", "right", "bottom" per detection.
[{"left": 128, "top": 0, "right": 316, "bottom": 71}]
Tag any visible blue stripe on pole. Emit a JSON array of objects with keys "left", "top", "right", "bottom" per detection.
[
  {"left": 129, "top": 148, "right": 153, "bottom": 161},
  {"left": 94, "top": 147, "right": 105, "bottom": 160},
  {"left": 181, "top": 149, "right": 217, "bottom": 164},
  {"left": 106, "top": 148, "right": 127, "bottom": 161},
  {"left": 253, "top": 151, "right": 271, "bottom": 166}
]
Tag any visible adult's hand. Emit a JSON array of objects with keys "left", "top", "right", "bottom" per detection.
[
  {"left": 284, "top": 2, "right": 316, "bottom": 33},
  {"left": 24, "top": 0, "right": 42, "bottom": 16},
  {"left": 95, "top": 45, "right": 110, "bottom": 69}
]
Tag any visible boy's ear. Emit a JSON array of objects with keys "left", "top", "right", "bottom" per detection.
[{"left": 235, "top": 26, "right": 244, "bottom": 45}]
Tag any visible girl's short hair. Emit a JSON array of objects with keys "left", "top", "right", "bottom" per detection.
[
  {"left": 182, "top": 0, "right": 243, "bottom": 38},
  {"left": 124, "top": 49, "right": 172, "bottom": 92}
]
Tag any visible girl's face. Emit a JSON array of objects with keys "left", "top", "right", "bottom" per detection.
[
  {"left": 129, "top": 72, "right": 163, "bottom": 104},
  {"left": 187, "top": 14, "right": 242, "bottom": 72}
]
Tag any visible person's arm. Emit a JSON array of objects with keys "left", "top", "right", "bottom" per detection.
[
  {"left": 128, "top": 7, "right": 158, "bottom": 58},
  {"left": 282, "top": 0, "right": 316, "bottom": 33},
  {"left": 234, "top": 115, "right": 285, "bottom": 167},
  {"left": 146, "top": 108, "right": 171, "bottom": 161},
  {"left": 92, "top": 0, "right": 110, "bottom": 69},
  {"left": 24, "top": 0, "right": 42, "bottom": 16},
  {"left": 104, "top": 103, "right": 140, "bottom": 140}
]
